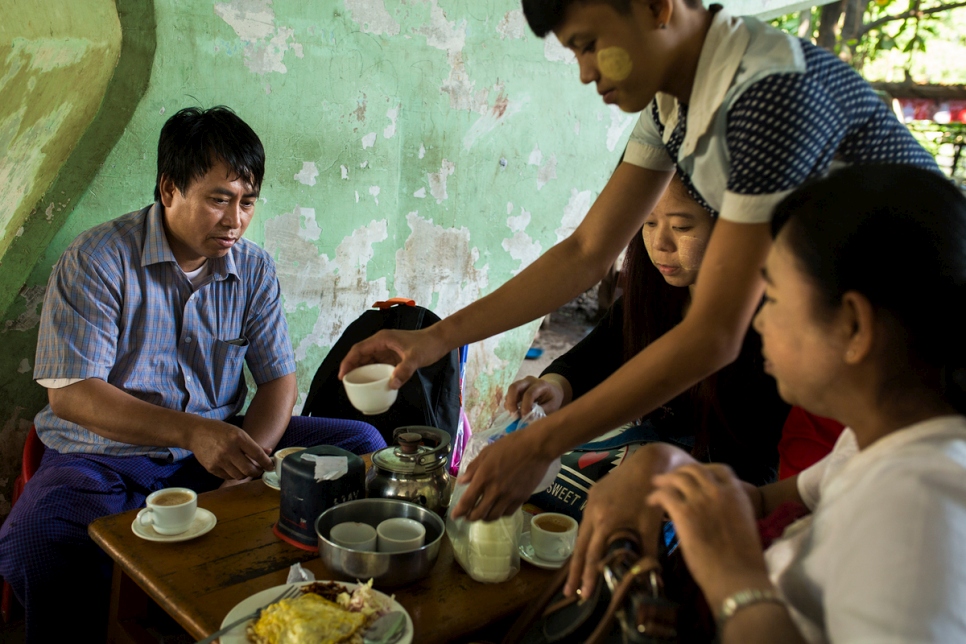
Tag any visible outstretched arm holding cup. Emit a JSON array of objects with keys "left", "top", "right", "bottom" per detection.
[
  {"left": 341, "top": 0, "right": 938, "bottom": 527},
  {"left": 338, "top": 162, "right": 673, "bottom": 389}
]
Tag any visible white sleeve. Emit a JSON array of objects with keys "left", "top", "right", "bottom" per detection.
[
  {"left": 624, "top": 106, "right": 675, "bottom": 172},
  {"left": 36, "top": 378, "right": 85, "bottom": 389},
  {"left": 796, "top": 428, "right": 858, "bottom": 510},
  {"left": 719, "top": 190, "right": 793, "bottom": 224},
  {"left": 795, "top": 454, "right": 826, "bottom": 511},
  {"left": 822, "top": 458, "right": 966, "bottom": 643}
]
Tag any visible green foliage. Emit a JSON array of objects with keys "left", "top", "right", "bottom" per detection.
[
  {"left": 907, "top": 121, "right": 966, "bottom": 180},
  {"left": 770, "top": 0, "right": 962, "bottom": 71},
  {"left": 770, "top": 3, "right": 966, "bottom": 184},
  {"left": 769, "top": 7, "right": 822, "bottom": 41}
]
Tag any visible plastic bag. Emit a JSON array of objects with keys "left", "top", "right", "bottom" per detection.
[
  {"left": 448, "top": 345, "right": 472, "bottom": 476},
  {"left": 449, "top": 408, "right": 473, "bottom": 476},
  {"left": 446, "top": 405, "right": 561, "bottom": 583}
]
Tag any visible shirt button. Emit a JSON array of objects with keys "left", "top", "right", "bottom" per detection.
[
  {"left": 186, "top": 376, "right": 192, "bottom": 383},
  {"left": 185, "top": 337, "right": 192, "bottom": 343}
]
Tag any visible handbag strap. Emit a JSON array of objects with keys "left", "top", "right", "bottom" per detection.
[
  {"left": 584, "top": 552, "right": 662, "bottom": 644},
  {"left": 501, "top": 530, "right": 662, "bottom": 644},
  {"left": 501, "top": 557, "right": 571, "bottom": 644}
]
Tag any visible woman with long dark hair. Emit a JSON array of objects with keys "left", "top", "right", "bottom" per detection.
[{"left": 507, "top": 176, "right": 788, "bottom": 488}]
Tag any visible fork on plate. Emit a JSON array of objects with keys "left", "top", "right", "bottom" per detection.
[{"left": 195, "top": 584, "right": 301, "bottom": 644}]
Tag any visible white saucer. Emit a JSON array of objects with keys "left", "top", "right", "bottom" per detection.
[
  {"left": 262, "top": 470, "right": 281, "bottom": 490},
  {"left": 132, "top": 507, "right": 217, "bottom": 542},
  {"left": 519, "top": 532, "right": 567, "bottom": 570}
]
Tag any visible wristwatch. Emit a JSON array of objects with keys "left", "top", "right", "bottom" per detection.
[{"left": 716, "top": 588, "right": 786, "bottom": 626}]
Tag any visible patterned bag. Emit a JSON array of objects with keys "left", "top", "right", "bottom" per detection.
[{"left": 529, "top": 421, "right": 688, "bottom": 520}]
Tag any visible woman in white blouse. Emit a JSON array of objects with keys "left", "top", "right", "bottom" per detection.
[{"left": 569, "top": 164, "right": 966, "bottom": 643}]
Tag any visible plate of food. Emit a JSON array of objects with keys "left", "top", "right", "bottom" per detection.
[{"left": 219, "top": 579, "right": 413, "bottom": 644}]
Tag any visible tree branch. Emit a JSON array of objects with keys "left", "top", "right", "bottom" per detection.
[
  {"left": 817, "top": 0, "right": 845, "bottom": 50},
  {"left": 857, "top": 0, "right": 966, "bottom": 38}
]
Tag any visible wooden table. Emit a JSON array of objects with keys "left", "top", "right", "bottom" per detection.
[{"left": 89, "top": 478, "right": 556, "bottom": 643}]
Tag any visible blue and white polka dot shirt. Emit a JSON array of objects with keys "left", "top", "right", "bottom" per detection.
[{"left": 625, "top": 9, "right": 938, "bottom": 223}]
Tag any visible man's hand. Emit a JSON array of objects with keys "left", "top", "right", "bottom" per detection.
[
  {"left": 186, "top": 419, "right": 274, "bottom": 480},
  {"left": 219, "top": 477, "right": 254, "bottom": 488},
  {"left": 338, "top": 327, "right": 449, "bottom": 390},
  {"left": 647, "top": 463, "right": 770, "bottom": 608},
  {"left": 504, "top": 375, "right": 570, "bottom": 415},
  {"left": 450, "top": 427, "right": 557, "bottom": 521}
]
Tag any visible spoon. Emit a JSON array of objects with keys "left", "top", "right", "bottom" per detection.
[{"left": 363, "top": 611, "right": 406, "bottom": 644}]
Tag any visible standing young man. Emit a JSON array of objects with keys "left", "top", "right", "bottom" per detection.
[
  {"left": 0, "top": 106, "right": 384, "bottom": 641},
  {"left": 338, "top": 0, "right": 937, "bottom": 565}
]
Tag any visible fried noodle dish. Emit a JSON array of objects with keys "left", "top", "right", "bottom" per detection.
[{"left": 247, "top": 580, "right": 394, "bottom": 644}]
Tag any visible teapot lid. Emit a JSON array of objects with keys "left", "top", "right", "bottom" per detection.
[{"left": 372, "top": 429, "right": 450, "bottom": 475}]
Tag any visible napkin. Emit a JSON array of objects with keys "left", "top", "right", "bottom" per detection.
[
  {"left": 287, "top": 562, "right": 315, "bottom": 583},
  {"left": 300, "top": 454, "right": 348, "bottom": 481}
]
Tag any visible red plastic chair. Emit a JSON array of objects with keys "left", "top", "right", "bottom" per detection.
[{"left": 1, "top": 426, "right": 45, "bottom": 623}]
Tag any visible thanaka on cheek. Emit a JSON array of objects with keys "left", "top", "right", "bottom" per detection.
[
  {"left": 597, "top": 47, "right": 632, "bottom": 81},
  {"left": 676, "top": 235, "right": 707, "bottom": 271}
]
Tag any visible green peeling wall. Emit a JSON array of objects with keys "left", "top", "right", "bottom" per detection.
[{"left": 0, "top": 0, "right": 819, "bottom": 520}]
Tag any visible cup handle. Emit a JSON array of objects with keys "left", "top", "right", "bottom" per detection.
[{"left": 138, "top": 508, "right": 155, "bottom": 526}]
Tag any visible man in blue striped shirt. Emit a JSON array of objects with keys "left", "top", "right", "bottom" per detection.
[{"left": 0, "top": 106, "right": 383, "bottom": 642}]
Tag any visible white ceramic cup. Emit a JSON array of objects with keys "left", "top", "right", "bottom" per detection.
[
  {"left": 139, "top": 487, "right": 198, "bottom": 536},
  {"left": 343, "top": 364, "right": 398, "bottom": 415},
  {"left": 376, "top": 517, "right": 426, "bottom": 553},
  {"left": 272, "top": 446, "right": 306, "bottom": 479},
  {"left": 530, "top": 512, "right": 578, "bottom": 562},
  {"left": 330, "top": 521, "right": 378, "bottom": 551}
]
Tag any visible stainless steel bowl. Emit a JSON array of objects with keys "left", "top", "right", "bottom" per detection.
[{"left": 315, "top": 498, "right": 444, "bottom": 588}]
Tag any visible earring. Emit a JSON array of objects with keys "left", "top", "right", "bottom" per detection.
[{"left": 659, "top": 22, "right": 667, "bottom": 29}]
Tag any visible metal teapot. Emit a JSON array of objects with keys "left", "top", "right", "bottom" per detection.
[{"left": 367, "top": 426, "right": 453, "bottom": 515}]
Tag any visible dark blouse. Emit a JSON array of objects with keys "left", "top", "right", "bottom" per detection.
[{"left": 542, "top": 297, "right": 789, "bottom": 485}]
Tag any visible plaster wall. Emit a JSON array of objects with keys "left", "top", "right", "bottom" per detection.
[
  {"left": 0, "top": 0, "right": 121, "bottom": 310},
  {"left": 0, "top": 0, "right": 822, "bottom": 520}
]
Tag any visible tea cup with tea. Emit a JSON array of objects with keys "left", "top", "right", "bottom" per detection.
[
  {"left": 138, "top": 487, "right": 198, "bottom": 536},
  {"left": 272, "top": 446, "right": 306, "bottom": 479},
  {"left": 530, "top": 512, "right": 578, "bottom": 562}
]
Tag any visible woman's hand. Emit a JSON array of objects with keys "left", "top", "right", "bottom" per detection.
[
  {"left": 647, "top": 463, "right": 771, "bottom": 608},
  {"left": 504, "top": 375, "right": 569, "bottom": 415},
  {"left": 565, "top": 454, "right": 667, "bottom": 598}
]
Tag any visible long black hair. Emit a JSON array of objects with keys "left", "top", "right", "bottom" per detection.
[
  {"left": 772, "top": 164, "right": 966, "bottom": 413},
  {"left": 618, "top": 179, "right": 786, "bottom": 482}
]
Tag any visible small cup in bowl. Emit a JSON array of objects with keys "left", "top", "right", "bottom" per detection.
[
  {"left": 376, "top": 517, "right": 426, "bottom": 553},
  {"left": 330, "top": 521, "right": 378, "bottom": 551},
  {"left": 316, "top": 498, "right": 443, "bottom": 587},
  {"left": 343, "top": 364, "right": 398, "bottom": 415}
]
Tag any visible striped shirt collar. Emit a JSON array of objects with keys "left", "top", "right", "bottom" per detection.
[
  {"left": 654, "top": 6, "right": 750, "bottom": 157},
  {"left": 141, "top": 202, "right": 239, "bottom": 281}
]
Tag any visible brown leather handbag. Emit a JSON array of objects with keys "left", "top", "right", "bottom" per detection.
[{"left": 502, "top": 531, "right": 679, "bottom": 644}]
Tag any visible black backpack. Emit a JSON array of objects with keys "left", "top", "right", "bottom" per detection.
[{"left": 301, "top": 299, "right": 462, "bottom": 445}]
